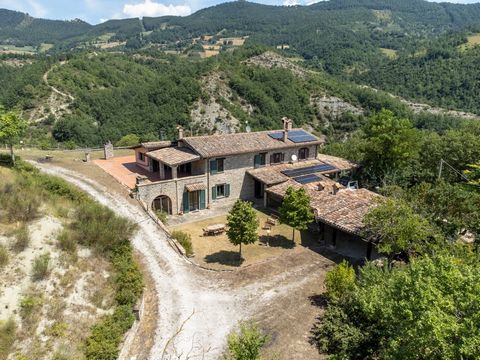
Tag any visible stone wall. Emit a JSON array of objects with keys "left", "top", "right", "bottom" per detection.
[
  {"left": 136, "top": 143, "right": 318, "bottom": 214},
  {"left": 137, "top": 174, "right": 208, "bottom": 214},
  {"left": 208, "top": 144, "right": 318, "bottom": 205},
  {"left": 134, "top": 148, "right": 150, "bottom": 171}
]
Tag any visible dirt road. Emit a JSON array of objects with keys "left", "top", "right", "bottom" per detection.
[{"left": 34, "top": 163, "right": 334, "bottom": 359}]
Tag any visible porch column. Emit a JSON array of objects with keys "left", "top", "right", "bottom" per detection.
[
  {"left": 331, "top": 227, "right": 337, "bottom": 248},
  {"left": 319, "top": 222, "right": 325, "bottom": 244},
  {"left": 172, "top": 166, "right": 178, "bottom": 179},
  {"left": 159, "top": 163, "right": 165, "bottom": 179},
  {"left": 263, "top": 191, "right": 267, "bottom": 207}
]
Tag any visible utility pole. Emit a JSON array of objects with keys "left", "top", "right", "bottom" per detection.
[{"left": 438, "top": 159, "right": 444, "bottom": 180}]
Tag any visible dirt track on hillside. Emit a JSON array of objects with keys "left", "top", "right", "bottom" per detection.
[{"left": 34, "top": 162, "right": 335, "bottom": 359}]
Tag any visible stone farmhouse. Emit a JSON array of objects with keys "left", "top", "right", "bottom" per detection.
[{"left": 132, "top": 118, "right": 379, "bottom": 259}]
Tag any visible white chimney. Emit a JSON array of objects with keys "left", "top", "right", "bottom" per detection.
[
  {"left": 177, "top": 126, "right": 184, "bottom": 140},
  {"left": 282, "top": 117, "right": 293, "bottom": 142}
]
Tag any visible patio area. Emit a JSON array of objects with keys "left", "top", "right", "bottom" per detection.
[
  {"left": 169, "top": 208, "right": 317, "bottom": 270},
  {"left": 93, "top": 155, "right": 161, "bottom": 189}
]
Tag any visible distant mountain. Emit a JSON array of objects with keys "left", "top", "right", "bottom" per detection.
[
  {"left": 2, "top": 0, "right": 480, "bottom": 71},
  {"left": 0, "top": 9, "right": 91, "bottom": 46}
]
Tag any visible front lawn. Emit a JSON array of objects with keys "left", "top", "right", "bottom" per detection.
[{"left": 169, "top": 209, "right": 317, "bottom": 270}]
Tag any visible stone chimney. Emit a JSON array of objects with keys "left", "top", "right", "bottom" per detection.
[
  {"left": 177, "top": 126, "right": 184, "bottom": 140},
  {"left": 282, "top": 117, "right": 293, "bottom": 142},
  {"left": 104, "top": 141, "right": 114, "bottom": 160},
  {"left": 332, "top": 184, "right": 340, "bottom": 195}
]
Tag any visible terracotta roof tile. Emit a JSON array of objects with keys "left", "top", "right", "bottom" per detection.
[
  {"left": 267, "top": 180, "right": 379, "bottom": 235},
  {"left": 182, "top": 129, "right": 323, "bottom": 158},
  {"left": 147, "top": 147, "right": 200, "bottom": 166},
  {"left": 131, "top": 141, "right": 172, "bottom": 151}
]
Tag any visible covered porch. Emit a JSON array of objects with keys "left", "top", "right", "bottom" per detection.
[{"left": 146, "top": 146, "right": 206, "bottom": 180}]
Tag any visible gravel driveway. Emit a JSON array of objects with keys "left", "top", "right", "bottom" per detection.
[{"left": 35, "top": 163, "right": 333, "bottom": 360}]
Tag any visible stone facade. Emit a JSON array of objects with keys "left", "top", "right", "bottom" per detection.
[
  {"left": 134, "top": 148, "right": 150, "bottom": 171},
  {"left": 135, "top": 143, "right": 318, "bottom": 214},
  {"left": 137, "top": 174, "right": 208, "bottom": 215}
]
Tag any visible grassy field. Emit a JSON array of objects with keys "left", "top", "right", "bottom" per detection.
[
  {"left": 380, "top": 47, "right": 398, "bottom": 59},
  {"left": 38, "top": 43, "right": 54, "bottom": 53},
  {"left": 0, "top": 45, "right": 36, "bottom": 54},
  {"left": 170, "top": 209, "right": 317, "bottom": 270},
  {"left": 459, "top": 33, "right": 480, "bottom": 51}
]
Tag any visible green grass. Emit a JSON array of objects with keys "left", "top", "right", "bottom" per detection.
[
  {"left": 380, "top": 48, "right": 398, "bottom": 59},
  {"left": 38, "top": 43, "right": 54, "bottom": 53},
  {"left": 0, "top": 45, "right": 36, "bottom": 54},
  {"left": 459, "top": 34, "right": 480, "bottom": 51},
  {"left": 0, "top": 319, "right": 16, "bottom": 358}
]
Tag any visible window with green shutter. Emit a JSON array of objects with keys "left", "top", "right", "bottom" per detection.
[
  {"left": 225, "top": 184, "right": 230, "bottom": 197},
  {"left": 199, "top": 190, "right": 206, "bottom": 210},
  {"left": 209, "top": 159, "right": 217, "bottom": 174},
  {"left": 254, "top": 153, "right": 266, "bottom": 168},
  {"left": 182, "top": 191, "right": 189, "bottom": 213},
  {"left": 211, "top": 186, "right": 217, "bottom": 200}
]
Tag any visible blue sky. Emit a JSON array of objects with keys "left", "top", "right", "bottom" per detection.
[{"left": 0, "top": 0, "right": 479, "bottom": 24}]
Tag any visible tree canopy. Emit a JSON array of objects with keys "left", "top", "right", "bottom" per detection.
[
  {"left": 226, "top": 200, "right": 259, "bottom": 259},
  {"left": 279, "top": 187, "right": 314, "bottom": 242}
]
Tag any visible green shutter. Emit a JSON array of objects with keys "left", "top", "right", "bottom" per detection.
[
  {"left": 225, "top": 184, "right": 230, "bottom": 197},
  {"left": 212, "top": 186, "right": 217, "bottom": 200},
  {"left": 254, "top": 155, "right": 260, "bottom": 168},
  {"left": 199, "top": 190, "right": 206, "bottom": 210},
  {"left": 182, "top": 191, "right": 189, "bottom": 213},
  {"left": 210, "top": 159, "right": 217, "bottom": 174}
]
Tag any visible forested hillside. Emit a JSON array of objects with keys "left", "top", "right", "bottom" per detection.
[{"left": 0, "top": 45, "right": 471, "bottom": 148}]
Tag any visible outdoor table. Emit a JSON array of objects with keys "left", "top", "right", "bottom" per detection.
[{"left": 204, "top": 224, "right": 226, "bottom": 236}]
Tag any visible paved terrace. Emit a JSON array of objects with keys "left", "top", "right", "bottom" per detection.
[{"left": 93, "top": 155, "right": 160, "bottom": 189}]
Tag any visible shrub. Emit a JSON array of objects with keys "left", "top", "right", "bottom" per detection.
[
  {"left": 19, "top": 296, "right": 42, "bottom": 322},
  {"left": 84, "top": 305, "right": 135, "bottom": 360},
  {"left": 155, "top": 210, "right": 168, "bottom": 225},
  {"left": 111, "top": 244, "right": 143, "bottom": 306},
  {"left": 31, "top": 253, "right": 50, "bottom": 281},
  {"left": 0, "top": 318, "right": 16, "bottom": 359},
  {"left": 70, "top": 202, "right": 137, "bottom": 255},
  {"left": 57, "top": 230, "right": 77, "bottom": 254},
  {"left": 13, "top": 224, "right": 30, "bottom": 252},
  {"left": 0, "top": 245, "right": 8, "bottom": 268},
  {"left": 0, "top": 182, "right": 40, "bottom": 222},
  {"left": 325, "top": 260, "right": 356, "bottom": 301},
  {"left": 171, "top": 230, "right": 193, "bottom": 257},
  {"left": 226, "top": 321, "right": 268, "bottom": 360},
  {"left": 115, "top": 134, "right": 140, "bottom": 147}
]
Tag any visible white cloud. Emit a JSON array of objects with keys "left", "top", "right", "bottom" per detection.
[
  {"left": 123, "top": 0, "right": 191, "bottom": 17},
  {"left": 283, "top": 0, "right": 299, "bottom": 5},
  {"left": 27, "top": 0, "right": 47, "bottom": 17}
]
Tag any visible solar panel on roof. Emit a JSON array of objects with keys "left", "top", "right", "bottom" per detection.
[
  {"left": 268, "top": 132, "right": 283, "bottom": 140},
  {"left": 268, "top": 130, "right": 317, "bottom": 143},
  {"left": 294, "top": 174, "right": 321, "bottom": 184},
  {"left": 282, "top": 163, "right": 337, "bottom": 177}
]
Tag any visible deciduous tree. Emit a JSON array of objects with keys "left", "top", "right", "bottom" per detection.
[
  {"left": 0, "top": 108, "right": 27, "bottom": 165},
  {"left": 226, "top": 321, "right": 268, "bottom": 360},
  {"left": 279, "top": 187, "right": 314, "bottom": 242},
  {"left": 226, "top": 200, "right": 258, "bottom": 259}
]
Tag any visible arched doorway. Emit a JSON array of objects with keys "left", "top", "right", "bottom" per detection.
[{"left": 152, "top": 195, "right": 172, "bottom": 215}]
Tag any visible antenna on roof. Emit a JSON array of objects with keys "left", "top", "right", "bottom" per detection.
[{"left": 245, "top": 121, "right": 251, "bottom": 133}]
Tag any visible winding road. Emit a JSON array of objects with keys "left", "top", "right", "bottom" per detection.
[{"left": 33, "top": 161, "right": 332, "bottom": 359}]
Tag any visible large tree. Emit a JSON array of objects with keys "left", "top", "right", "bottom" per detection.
[
  {"left": 226, "top": 200, "right": 259, "bottom": 260},
  {"left": 363, "top": 198, "right": 441, "bottom": 257},
  {"left": 279, "top": 187, "right": 314, "bottom": 242},
  {"left": 362, "top": 109, "right": 420, "bottom": 186},
  {"left": 0, "top": 108, "right": 27, "bottom": 165},
  {"left": 314, "top": 253, "right": 480, "bottom": 359}
]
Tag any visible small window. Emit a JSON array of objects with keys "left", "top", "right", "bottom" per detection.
[
  {"left": 298, "top": 147, "right": 309, "bottom": 160},
  {"left": 254, "top": 153, "right": 266, "bottom": 168},
  {"left": 212, "top": 183, "right": 230, "bottom": 200},
  {"left": 210, "top": 158, "right": 225, "bottom": 174},
  {"left": 217, "top": 158, "right": 224, "bottom": 173},
  {"left": 138, "top": 152, "right": 145, "bottom": 161},
  {"left": 271, "top": 152, "right": 284, "bottom": 164},
  {"left": 216, "top": 184, "right": 225, "bottom": 197}
]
